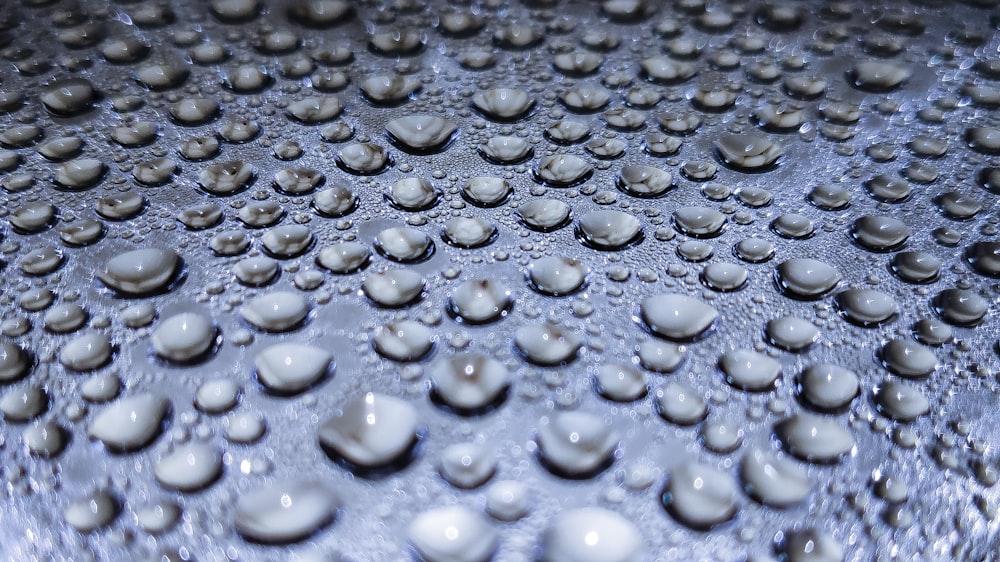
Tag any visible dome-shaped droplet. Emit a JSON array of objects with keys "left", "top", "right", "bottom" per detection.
[
  {"left": 594, "top": 363, "right": 647, "bottom": 402},
  {"left": 536, "top": 411, "right": 618, "bottom": 478},
  {"left": 540, "top": 507, "right": 641, "bottom": 562},
  {"left": 577, "top": 210, "right": 642, "bottom": 249},
  {"left": 836, "top": 289, "right": 897, "bottom": 326},
  {"left": 443, "top": 217, "right": 496, "bottom": 248},
  {"left": 255, "top": 343, "right": 333, "bottom": 394},
  {"left": 528, "top": 257, "right": 586, "bottom": 296},
  {"left": 617, "top": 165, "right": 673, "bottom": 197},
  {"left": 448, "top": 279, "right": 512, "bottom": 324},
  {"left": 851, "top": 216, "right": 910, "bottom": 252},
  {"left": 462, "top": 176, "right": 512, "bottom": 207},
  {"left": 60, "top": 331, "right": 113, "bottom": 371},
  {"left": 373, "top": 321, "right": 434, "bottom": 362},
  {"left": 319, "top": 392, "right": 420, "bottom": 471},
  {"left": 740, "top": 449, "right": 812, "bottom": 508},
  {"left": 798, "top": 364, "right": 859, "bottom": 412},
  {"left": 234, "top": 479, "right": 339, "bottom": 544},
  {"left": 534, "top": 154, "right": 593, "bottom": 187},
  {"left": 88, "top": 393, "right": 170, "bottom": 452},
  {"left": 516, "top": 199, "right": 571, "bottom": 232},
  {"left": 656, "top": 382, "right": 707, "bottom": 425},
  {"left": 874, "top": 379, "right": 929, "bottom": 422},
  {"left": 776, "top": 414, "right": 855, "bottom": 463},
  {"left": 385, "top": 115, "right": 457, "bottom": 153},
  {"left": 312, "top": 185, "right": 357, "bottom": 217},
  {"left": 151, "top": 312, "right": 218, "bottom": 363},
  {"left": 934, "top": 288, "right": 988, "bottom": 326},
  {"left": 673, "top": 206, "right": 726, "bottom": 238},
  {"left": 640, "top": 293, "right": 718, "bottom": 341},
  {"left": 360, "top": 75, "right": 421, "bottom": 105},
  {"left": 407, "top": 505, "right": 498, "bottom": 562},
  {"left": 336, "top": 143, "right": 389, "bottom": 175},
  {"left": 317, "top": 242, "right": 370, "bottom": 274},
  {"left": 765, "top": 316, "right": 819, "bottom": 352},
  {"left": 154, "top": 443, "right": 223, "bottom": 492},
  {"left": 437, "top": 442, "right": 496, "bottom": 488},
  {"left": 849, "top": 61, "right": 911, "bottom": 92},
  {"left": 0, "top": 343, "right": 32, "bottom": 383},
  {"left": 479, "top": 135, "right": 532, "bottom": 164},
  {"left": 700, "top": 262, "right": 748, "bottom": 292},
  {"left": 41, "top": 78, "right": 96, "bottom": 116},
  {"left": 636, "top": 340, "right": 686, "bottom": 373},
  {"left": 387, "top": 177, "right": 437, "bottom": 211},
  {"left": 714, "top": 134, "right": 782, "bottom": 171},
  {"left": 375, "top": 227, "right": 435, "bottom": 263},
  {"left": 471, "top": 88, "right": 534, "bottom": 121},
  {"left": 663, "top": 462, "right": 737, "bottom": 529},
  {"left": 65, "top": 490, "right": 119, "bottom": 533},
  {"left": 262, "top": 224, "right": 314, "bottom": 258},
  {"left": 891, "top": 251, "right": 940, "bottom": 284},
  {"left": 880, "top": 338, "right": 937, "bottom": 378},
  {"left": 719, "top": 349, "right": 781, "bottom": 391},
  {"left": 0, "top": 385, "right": 48, "bottom": 422},
  {"left": 430, "top": 353, "right": 509, "bottom": 415},
  {"left": 775, "top": 259, "right": 841, "bottom": 300},
  {"left": 514, "top": 323, "right": 580, "bottom": 366},
  {"left": 362, "top": 269, "right": 424, "bottom": 307},
  {"left": 240, "top": 291, "right": 309, "bottom": 332},
  {"left": 55, "top": 158, "right": 107, "bottom": 190},
  {"left": 776, "top": 528, "right": 844, "bottom": 562}
]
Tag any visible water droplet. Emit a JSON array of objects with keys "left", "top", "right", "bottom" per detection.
[
  {"left": 472, "top": 88, "right": 534, "bottom": 121},
  {"left": 740, "top": 449, "right": 812, "bottom": 508},
  {"left": 776, "top": 414, "right": 855, "bottom": 463},
  {"left": 663, "top": 462, "right": 737, "bottom": 529},
  {"left": 640, "top": 293, "right": 717, "bottom": 341},
  {"left": 151, "top": 312, "right": 218, "bottom": 363},
  {"left": 438, "top": 442, "right": 496, "bottom": 488},
  {"left": 154, "top": 443, "right": 223, "bottom": 492},
  {"left": 656, "top": 382, "right": 707, "bottom": 425},
  {"left": 255, "top": 343, "right": 333, "bottom": 395},
  {"left": 594, "top": 363, "right": 647, "bottom": 402},
  {"left": 540, "top": 507, "right": 641, "bottom": 562},
  {"left": 64, "top": 490, "right": 119, "bottom": 533},
  {"left": 234, "top": 479, "right": 339, "bottom": 543},
  {"left": 714, "top": 134, "right": 782, "bottom": 171},
  {"left": 577, "top": 210, "right": 642, "bottom": 250},
  {"left": 775, "top": 259, "right": 841, "bottom": 300},
  {"left": 240, "top": 291, "right": 310, "bottom": 332},
  {"left": 385, "top": 115, "right": 457, "bottom": 153},
  {"left": 719, "top": 349, "right": 781, "bottom": 391},
  {"left": 319, "top": 392, "right": 420, "bottom": 471},
  {"left": 514, "top": 323, "right": 581, "bottom": 366},
  {"left": 874, "top": 379, "right": 929, "bottom": 422},
  {"left": 89, "top": 393, "right": 170, "bottom": 452},
  {"left": 835, "top": 289, "right": 897, "bottom": 326},
  {"left": 536, "top": 411, "right": 618, "bottom": 478},
  {"left": 407, "top": 505, "right": 498, "bottom": 562},
  {"left": 373, "top": 321, "right": 434, "bottom": 362}
]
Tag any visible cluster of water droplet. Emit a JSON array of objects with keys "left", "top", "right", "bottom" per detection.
[{"left": 1, "top": 0, "right": 1000, "bottom": 560}]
